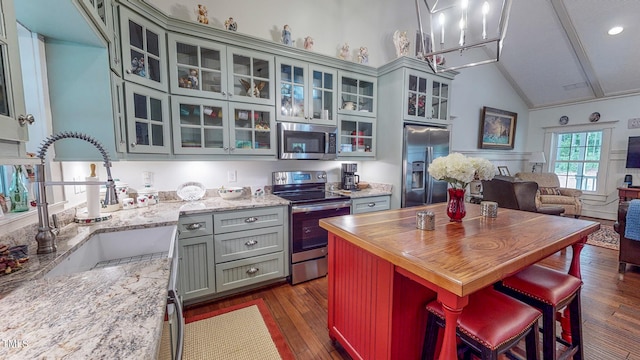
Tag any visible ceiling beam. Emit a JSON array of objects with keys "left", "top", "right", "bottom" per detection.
[{"left": 550, "top": 0, "right": 604, "bottom": 98}]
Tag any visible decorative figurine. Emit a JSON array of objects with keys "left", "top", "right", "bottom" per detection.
[
  {"left": 304, "top": 36, "right": 314, "bottom": 51},
  {"left": 239, "top": 79, "right": 266, "bottom": 98},
  {"left": 196, "top": 4, "right": 209, "bottom": 24},
  {"left": 281, "top": 25, "right": 292, "bottom": 46},
  {"left": 338, "top": 43, "right": 350, "bottom": 60},
  {"left": 225, "top": 17, "right": 237, "bottom": 31},
  {"left": 357, "top": 47, "right": 369, "bottom": 64},
  {"left": 188, "top": 69, "right": 199, "bottom": 89},
  {"left": 130, "top": 57, "right": 146, "bottom": 77},
  {"left": 393, "top": 30, "right": 410, "bottom": 58}
]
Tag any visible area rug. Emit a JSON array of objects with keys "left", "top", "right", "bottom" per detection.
[
  {"left": 159, "top": 298, "right": 295, "bottom": 360},
  {"left": 586, "top": 224, "right": 619, "bottom": 250}
]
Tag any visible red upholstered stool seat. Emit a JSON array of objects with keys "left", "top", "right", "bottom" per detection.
[
  {"left": 422, "top": 287, "right": 541, "bottom": 360},
  {"left": 496, "top": 264, "right": 583, "bottom": 360}
]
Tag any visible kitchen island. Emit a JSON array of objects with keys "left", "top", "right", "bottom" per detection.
[
  {"left": 319, "top": 203, "right": 599, "bottom": 360},
  {"left": 0, "top": 194, "right": 289, "bottom": 359}
]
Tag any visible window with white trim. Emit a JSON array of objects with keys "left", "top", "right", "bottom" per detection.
[{"left": 552, "top": 131, "right": 602, "bottom": 192}]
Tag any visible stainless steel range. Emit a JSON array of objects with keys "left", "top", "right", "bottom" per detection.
[{"left": 272, "top": 171, "right": 351, "bottom": 284}]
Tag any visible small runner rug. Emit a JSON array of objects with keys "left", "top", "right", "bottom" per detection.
[
  {"left": 159, "top": 298, "right": 295, "bottom": 360},
  {"left": 586, "top": 224, "right": 619, "bottom": 250}
]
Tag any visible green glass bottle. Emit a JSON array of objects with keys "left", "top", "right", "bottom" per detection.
[{"left": 9, "top": 165, "right": 29, "bottom": 212}]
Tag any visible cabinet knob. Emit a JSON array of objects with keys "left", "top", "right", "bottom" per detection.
[
  {"left": 246, "top": 267, "right": 259, "bottom": 274},
  {"left": 130, "top": 143, "right": 136, "bottom": 148},
  {"left": 221, "top": 91, "right": 227, "bottom": 96},
  {"left": 245, "top": 239, "right": 258, "bottom": 246},
  {"left": 223, "top": 147, "right": 229, "bottom": 151},
  {"left": 228, "top": 93, "right": 233, "bottom": 98},
  {"left": 18, "top": 114, "right": 35, "bottom": 126}
]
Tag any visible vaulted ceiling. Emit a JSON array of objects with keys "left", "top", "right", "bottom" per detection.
[{"left": 498, "top": 0, "right": 640, "bottom": 109}]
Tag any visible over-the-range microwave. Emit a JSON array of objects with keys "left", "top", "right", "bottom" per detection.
[{"left": 278, "top": 122, "right": 337, "bottom": 160}]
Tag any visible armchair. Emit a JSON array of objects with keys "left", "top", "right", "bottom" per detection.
[
  {"left": 514, "top": 172, "right": 582, "bottom": 218},
  {"left": 614, "top": 202, "right": 640, "bottom": 280},
  {"left": 481, "top": 176, "right": 564, "bottom": 215}
]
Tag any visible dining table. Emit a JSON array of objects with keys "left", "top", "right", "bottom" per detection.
[{"left": 319, "top": 202, "right": 600, "bottom": 360}]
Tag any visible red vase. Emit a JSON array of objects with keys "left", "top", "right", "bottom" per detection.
[{"left": 446, "top": 188, "right": 466, "bottom": 222}]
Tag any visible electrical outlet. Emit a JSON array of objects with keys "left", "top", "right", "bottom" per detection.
[
  {"left": 142, "top": 171, "right": 154, "bottom": 186},
  {"left": 228, "top": 170, "right": 237, "bottom": 183}
]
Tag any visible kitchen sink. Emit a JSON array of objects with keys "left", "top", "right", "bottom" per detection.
[{"left": 45, "top": 225, "right": 177, "bottom": 278}]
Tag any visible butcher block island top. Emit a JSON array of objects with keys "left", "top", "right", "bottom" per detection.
[
  {"left": 320, "top": 203, "right": 600, "bottom": 360},
  {"left": 319, "top": 202, "right": 600, "bottom": 297}
]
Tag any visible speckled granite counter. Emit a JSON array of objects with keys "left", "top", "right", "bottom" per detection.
[{"left": 0, "top": 194, "right": 289, "bottom": 360}]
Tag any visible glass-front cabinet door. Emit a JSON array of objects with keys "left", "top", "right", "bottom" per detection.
[
  {"left": 338, "top": 115, "right": 375, "bottom": 157},
  {"left": 124, "top": 83, "right": 170, "bottom": 154},
  {"left": 0, "top": 0, "right": 28, "bottom": 155},
  {"left": 338, "top": 72, "right": 376, "bottom": 118},
  {"left": 168, "top": 33, "right": 227, "bottom": 100},
  {"left": 226, "top": 47, "right": 273, "bottom": 106},
  {"left": 276, "top": 58, "right": 337, "bottom": 125},
  {"left": 171, "top": 96, "right": 228, "bottom": 155},
  {"left": 431, "top": 79, "right": 449, "bottom": 121},
  {"left": 405, "top": 70, "right": 429, "bottom": 121},
  {"left": 228, "top": 103, "right": 275, "bottom": 156},
  {"left": 120, "top": 8, "right": 167, "bottom": 91}
]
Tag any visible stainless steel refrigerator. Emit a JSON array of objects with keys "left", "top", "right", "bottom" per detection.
[{"left": 401, "top": 124, "right": 450, "bottom": 208}]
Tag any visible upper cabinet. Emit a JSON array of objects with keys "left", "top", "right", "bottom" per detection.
[
  {"left": 276, "top": 57, "right": 337, "bottom": 125},
  {"left": 404, "top": 68, "right": 450, "bottom": 122},
  {"left": 120, "top": 7, "right": 167, "bottom": 91},
  {"left": 226, "top": 47, "right": 274, "bottom": 106},
  {"left": 0, "top": 0, "right": 29, "bottom": 159},
  {"left": 124, "top": 82, "right": 171, "bottom": 154},
  {"left": 338, "top": 72, "right": 376, "bottom": 118}
]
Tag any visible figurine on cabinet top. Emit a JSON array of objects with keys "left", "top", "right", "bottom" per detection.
[
  {"left": 304, "top": 36, "right": 314, "bottom": 51},
  {"left": 338, "top": 43, "right": 350, "bottom": 60},
  {"left": 282, "top": 25, "right": 292, "bottom": 46},
  {"left": 357, "top": 47, "right": 369, "bottom": 64},
  {"left": 225, "top": 17, "right": 237, "bottom": 31},
  {"left": 196, "top": 4, "right": 209, "bottom": 24},
  {"left": 393, "top": 30, "right": 410, "bottom": 58}
]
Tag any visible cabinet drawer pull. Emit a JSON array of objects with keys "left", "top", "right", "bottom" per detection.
[
  {"left": 246, "top": 267, "right": 259, "bottom": 274},
  {"left": 245, "top": 240, "right": 258, "bottom": 246},
  {"left": 367, "top": 202, "right": 376, "bottom": 207},
  {"left": 18, "top": 114, "right": 35, "bottom": 126},
  {"left": 244, "top": 217, "right": 258, "bottom": 223},
  {"left": 185, "top": 223, "right": 202, "bottom": 230}
]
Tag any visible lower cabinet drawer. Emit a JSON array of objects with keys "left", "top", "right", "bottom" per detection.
[
  {"left": 214, "top": 226, "right": 284, "bottom": 263},
  {"left": 215, "top": 252, "right": 284, "bottom": 293},
  {"left": 214, "top": 207, "right": 284, "bottom": 234},
  {"left": 352, "top": 196, "right": 391, "bottom": 214}
]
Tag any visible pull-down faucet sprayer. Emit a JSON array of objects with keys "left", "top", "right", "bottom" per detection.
[{"left": 34, "top": 132, "right": 119, "bottom": 254}]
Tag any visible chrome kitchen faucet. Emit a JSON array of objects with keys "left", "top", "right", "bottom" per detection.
[{"left": 34, "top": 132, "right": 119, "bottom": 254}]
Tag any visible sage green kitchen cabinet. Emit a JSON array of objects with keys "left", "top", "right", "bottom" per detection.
[
  {"left": 275, "top": 57, "right": 337, "bottom": 125},
  {"left": 226, "top": 47, "right": 274, "bottom": 106},
  {"left": 124, "top": 82, "right": 171, "bottom": 154},
  {"left": 0, "top": 0, "right": 30, "bottom": 160},
  {"left": 351, "top": 195, "right": 391, "bottom": 214},
  {"left": 110, "top": 74, "right": 127, "bottom": 153},
  {"left": 404, "top": 68, "right": 451, "bottom": 122},
  {"left": 171, "top": 96, "right": 276, "bottom": 156},
  {"left": 119, "top": 7, "right": 167, "bottom": 91},
  {"left": 338, "top": 114, "right": 375, "bottom": 158},
  {"left": 337, "top": 71, "right": 376, "bottom": 118},
  {"left": 178, "top": 214, "right": 216, "bottom": 302}
]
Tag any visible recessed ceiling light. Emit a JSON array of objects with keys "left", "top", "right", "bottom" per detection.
[{"left": 608, "top": 26, "right": 623, "bottom": 35}]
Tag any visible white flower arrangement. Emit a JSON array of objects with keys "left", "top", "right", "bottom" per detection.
[{"left": 428, "top": 153, "right": 496, "bottom": 189}]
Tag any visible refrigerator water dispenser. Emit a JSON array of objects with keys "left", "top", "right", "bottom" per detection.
[{"left": 411, "top": 162, "right": 424, "bottom": 189}]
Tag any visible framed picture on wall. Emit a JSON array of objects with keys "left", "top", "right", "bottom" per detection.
[
  {"left": 479, "top": 106, "right": 518, "bottom": 150},
  {"left": 498, "top": 166, "right": 510, "bottom": 176}
]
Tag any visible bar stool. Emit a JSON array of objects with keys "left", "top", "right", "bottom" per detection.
[
  {"left": 495, "top": 264, "right": 583, "bottom": 360},
  {"left": 422, "top": 287, "right": 541, "bottom": 360}
]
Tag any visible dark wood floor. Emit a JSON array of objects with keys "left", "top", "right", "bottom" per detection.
[{"left": 185, "top": 240, "right": 640, "bottom": 359}]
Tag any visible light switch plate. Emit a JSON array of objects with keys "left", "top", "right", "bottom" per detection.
[{"left": 228, "top": 170, "right": 237, "bottom": 182}]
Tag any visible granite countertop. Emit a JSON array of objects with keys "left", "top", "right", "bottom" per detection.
[
  {"left": 0, "top": 186, "right": 392, "bottom": 359},
  {"left": 0, "top": 193, "right": 289, "bottom": 360}
]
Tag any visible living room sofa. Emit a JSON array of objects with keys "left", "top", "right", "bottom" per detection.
[
  {"left": 614, "top": 202, "right": 640, "bottom": 279},
  {"left": 481, "top": 176, "right": 564, "bottom": 215},
  {"left": 515, "top": 172, "right": 583, "bottom": 218}
]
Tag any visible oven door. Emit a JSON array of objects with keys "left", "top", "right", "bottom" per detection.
[
  {"left": 290, "top": 201, "right": 351, "bottom": 260},
  {"left": 278, "top": 122, "right": 337, "bottom": 160}
]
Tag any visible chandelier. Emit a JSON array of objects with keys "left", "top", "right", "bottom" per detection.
[{"left": 415, "top": 0, "right": 512, "bottom": 73}]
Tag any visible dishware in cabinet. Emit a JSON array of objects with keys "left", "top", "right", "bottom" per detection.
[
  {"left": 338, "top": 71, "right": 376, "bottom": 118},
  {"left": 0, "top": 0, "right": 30, "bottom": 159},
  {"left": 276, "top": 57, "right": 337, "bottom": 125},
  {"left": 172, "top": 96, "right": 276, "bottom": 156},
  {"left": 168, "top": 33, "right": 228, "bottom": 100},
  {"left": 226, "top": 47, "right": 274, "bottom": 106},
  {"left": 404, "top": 69, "right": 451, "bottom": 122},
  {"left": 124, "top": 82, "right": 171, "bottom": 154},
  {"left": 120, "top": 7, "right": 167, "bottom": 91},
  {"left": 338, "top": 114, "right": 375, "bottom": 157}
]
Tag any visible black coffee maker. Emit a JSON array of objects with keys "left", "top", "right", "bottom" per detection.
[{"left": 341, "top": 163, "right": 359, "bottom": 190}]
